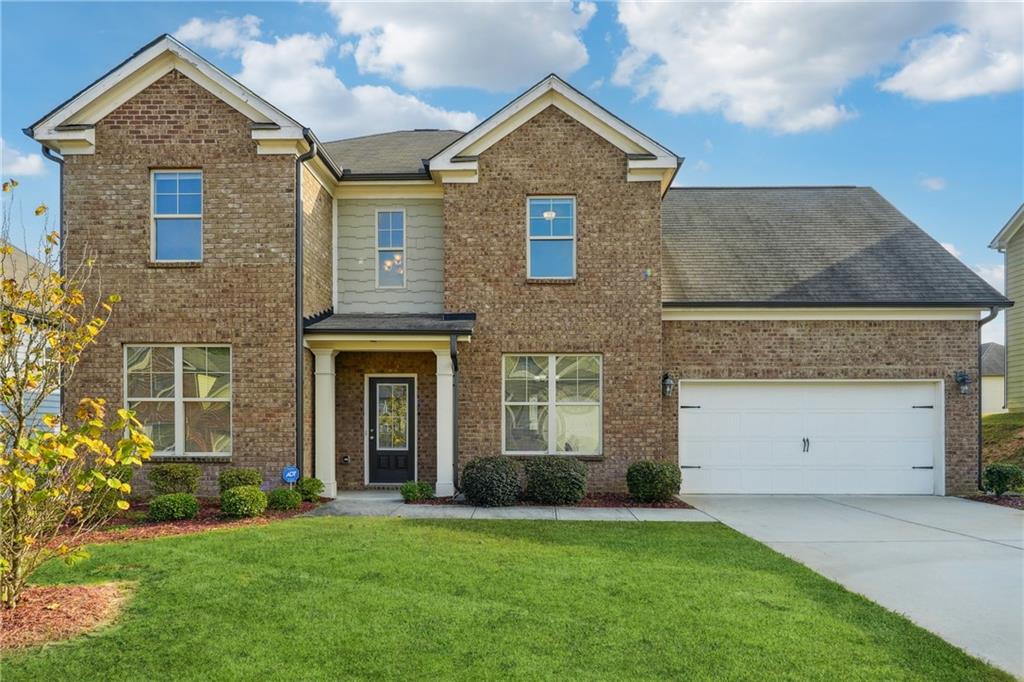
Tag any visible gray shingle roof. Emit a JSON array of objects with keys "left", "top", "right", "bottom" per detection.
[
  {"left": 305, "top": 313, "right": 475, "bottom": 335},
  {"left": 661, "top": 186, "right": 1010, "bottom": 307},
  {"left": 322, "top": 130, "right": 465, "bottom": 178},
  {"left": 981, "top": 342, "right": 1006, "bottom": 376}
]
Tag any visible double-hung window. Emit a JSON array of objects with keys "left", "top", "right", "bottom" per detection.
[
  {"left": 376, "top": 209, "right": 406, "bottom": 288},
  {"left": 126, "top": 345, "right": 231, "bottom": 456},
  {"left": 503, "top": 354, "right": 601, "bottom": 455},
  {"left": 528, "top": 197, "right": 575, "bottom": 279},
  {"left": 152, "top": 171, "right": 202, "bottom": 262}
]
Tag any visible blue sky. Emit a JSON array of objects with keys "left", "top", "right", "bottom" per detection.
[{"left": 2, "top": 2, "right": 1021, "bottom": 338}]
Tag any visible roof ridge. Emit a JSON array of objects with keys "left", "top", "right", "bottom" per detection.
[
  {"left": 322, "top": 129, "right": 465, "bottom": 145},
  {"left": 668, "top": 185, "right": 863, "bottom": 191}
]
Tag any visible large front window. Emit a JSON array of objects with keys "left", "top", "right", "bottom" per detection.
[
  {"left": 152, "top": 171, "right": 203, "bottom": 261},
  {"left": 502, "top": 354, "right": 601, "bottom": 455},
  {"left": 126, "top": 345, "right": 231, "bottom": 456},
  {"left": 528, "top": 197, "right": 575, "bottom": 279}
]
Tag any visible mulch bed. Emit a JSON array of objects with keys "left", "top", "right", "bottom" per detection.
[
  {"left": 967, "top": 495, "right": 1024, "bottom": 510},
  {"left": 0, "top": 583, "right": 129, "bottom": 651},
  {"left": 408, "top": 492, "right": 692, "bottom": 509}
]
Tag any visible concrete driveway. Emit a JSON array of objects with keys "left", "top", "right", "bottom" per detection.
[{"left": 680, "top": 495, "right": 1024, "bottom": 678}]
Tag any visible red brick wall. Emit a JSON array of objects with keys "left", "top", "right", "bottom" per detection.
[
  {"left": 662, "top": 319, "right": 980, "bottom": 494},
  {"left": 334, "top": 352, "right": 437, "bottom": 490},
  {"left": 443, "top": 106, "right": 664, "bottom": 492},
  {"left": 63, "top": 70, "right": 298, "bottom": 497}
]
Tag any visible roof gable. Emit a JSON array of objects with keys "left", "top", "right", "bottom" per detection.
[{"left": 989, "top": 203, "right": 1024, "bottom": 250}]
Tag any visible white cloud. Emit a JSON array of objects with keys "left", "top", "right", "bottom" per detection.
[
  {"left": 174, "top": 18, "right": 478, "bottom": 139},
  {"left": 941, "top": 242, "right": 961, "bottom": 259},
  {"left": 703, "top": 139, "right": 713, "bottom": 152},
  {"left": 921, "top": 176, "right": 948, "bottom": 191},
  {"left": 589, "top": 78, "right": 604, "bottom": 91},
  {"left": 973, "top": 263, "right": 1005, "bottom": 294},
  {"left": 327, "top": 1, "right": 596, "bottom": 91},
  {"left": 880, "top": 3, "right": 1024, "bottom": 101},
  {"left": 692, "top": 160, "right": 711, "bottom": 173},
  {"left": 175, "top": 15, "right": 261, "bottom": 55},
  {"left": 613, "top": 2, "right": 1021, "bottom": 134},
  {"left": 0, "top": 139, "right": 47, "bottom": 177}
]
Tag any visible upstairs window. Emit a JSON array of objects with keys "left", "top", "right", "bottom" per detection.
[
  {"left": 376, "top": 209, "right": 406, "bottom": 288},
  {"left": 152, "top": 171, "right": 202, "bottom": 261},
  {"left": 528, "top": 197, "right": 575, "bottom": 279}
]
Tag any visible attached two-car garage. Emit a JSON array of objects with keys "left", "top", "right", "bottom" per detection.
[{"left": 678, "top": 381, "right": 945, "bottom": 495}]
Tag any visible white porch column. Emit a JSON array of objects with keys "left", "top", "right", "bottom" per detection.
[
  {"left": 313, "top": 349, "right": 339, "bottom": 498},
  {"left": 434, "top": 350, "right": 456, "bottom": 497}
]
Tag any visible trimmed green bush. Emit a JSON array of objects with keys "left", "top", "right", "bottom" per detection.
[
  {"left": 147, "top": 493, "right": 199, "bottom": 522},
  {"left": 524, "top": 456, "right": 587, "bottom": 505},
  {"left": 626, "top": 460, "right": 682, "bottom": 503},
  {"left": 220, "top": 485, "right": 267, "bottom": 518},
  {"left": 295, "top": 477, "right": 325, "bottom": 502},
  {"left": 399, "top": 480, "right": 435, "bottom": 503},
  {"left": 460, "top": 457, "right": 520, "bottom": 507},
  {"left": 148, "top": 463, "right": 201, "bottom": 495},
  {"left": 218, "top": 467, "right": 263, "bottom": 494},
  {"left": 267, "top": 487, "right": 302, "bottom": 511},
  {"left": 982, "top": 463, "right": 1024, "bottom": 497}
]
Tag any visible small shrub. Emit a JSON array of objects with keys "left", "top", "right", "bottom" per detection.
[
  {"left": 295, "top": 477, "right": 325, "bottom": 502},
  {"left": 267, "top": 487, "right": 302, "bottom": 511},
  {"left": 148, "top": 463, "right": 200, "bottom": 495},
  {"left": 147, "top": 493, "right": 199, "bottom": 522},
  {"left": 524, "top": 456, "right": 587, "bottom": 505},
  {"left": 460, "top": 457, "right": 520, "bottom": 507},
  {"left": 400, "top": 480, "right": 435, "bottom": 502},
  {"left": 627, "top": 460, "right": 682, "bottom": 503},
  {"left": 218, "top": 467, "right": 262, "bottom": 494},
  {"left": 983, "top": 463, "right": 1024, "bottom": 497},
  {"left": 220, "top": 485, "right": 267, "bottom": 518}
]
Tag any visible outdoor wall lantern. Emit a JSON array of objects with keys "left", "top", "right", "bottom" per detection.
[
  {"left": 662, "top": 373, "right": 675, "bottom": 397},
  {"left": 953, "top": 370, "right": 972, "bottom": 395}
]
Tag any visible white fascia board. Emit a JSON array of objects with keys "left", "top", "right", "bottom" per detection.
[
  {"left": 661, "top": 307, "right": 987, "bottom": 321},
  {"left": 989, "top": 203, "right": 1024, "bottom": 250}
]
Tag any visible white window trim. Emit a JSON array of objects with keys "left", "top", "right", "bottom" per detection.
[
  {"left": 123, "top": 343, "right": 232, "bottom": 457},
  {"left": 374, "top": 207, "right": 407, "bottom": 290},
  {"left": 526, "top": 196, "right": 576, "bottom": 280},
  {"left": 501, "top": 354, "right": 602, "bottom": 456},
  {"left": 151, "top": 169, "right": 203, "bottom": 263}
]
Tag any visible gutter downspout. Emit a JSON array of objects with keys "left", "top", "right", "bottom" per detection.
[
  {"left": 295, "top": 130, "right": 317, "bottom": 471},
  {"left": 978, "top": 306, "right": 1001, "bottom": 490},
  {"left": 450, "top": 334, "right": 460, "bottom": 492},
  {"left": 41, "top": 145, "right": 65, "bottom": 418}
]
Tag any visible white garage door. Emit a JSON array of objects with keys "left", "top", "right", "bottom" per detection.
[{"left": 678, "top": 381, "right": 943, "bottom": 495}]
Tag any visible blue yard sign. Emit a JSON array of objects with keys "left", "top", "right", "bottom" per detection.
[{"left": 282, "top": 466, "right": 300, "bottom": 484}]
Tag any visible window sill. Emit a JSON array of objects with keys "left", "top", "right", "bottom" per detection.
[
  {"left": 149, "top": 454, "right": 231, "bottom": 464},
  {"left": 147, "top": 261, "right": 202, "bottom": 269},
  {"left": 525, "top": 278, "right": 577, "bottom": 285}
]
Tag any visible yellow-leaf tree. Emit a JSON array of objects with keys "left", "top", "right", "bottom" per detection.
[{"left": 1, "top": 178, "right": 153, "bottom": 609}]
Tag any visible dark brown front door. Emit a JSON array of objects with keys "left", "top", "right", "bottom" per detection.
[{"left": 368, "top": 377, "right": 415, "bottom": 484}]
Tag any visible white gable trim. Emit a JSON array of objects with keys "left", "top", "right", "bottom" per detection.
[
  {"left": 28, "top": 35, "right": 305, "bottom": 155},
  {"left": 428, "top": 75, "right": 679, "bottom": 191},
  {"left": 661, "top": 307, "right": 987, "bottom": 321},
  {"left": 989, "top": 203, "right": 1024, "bottom": 251}
]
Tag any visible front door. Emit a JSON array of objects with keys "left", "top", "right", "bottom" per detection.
[{"left": 368, "top": 377, "right": 415, "bottom": 484}]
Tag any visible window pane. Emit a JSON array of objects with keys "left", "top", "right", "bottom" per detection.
[
  {"left": 390, "top": 212, "right": 404, "bottom": 230},
  {"left": 505, "top": 405, "right": 548, "bottom": 452},
  {"left": 377, "top": 384, "right": 409, "bottom": 449},
  {"left": 206, "top": 347, "right": 230, "bottom": 373},
  {"left": 126, "top": 346, "right": 151, "bottom": 373},
  {"left": 391, "top": 225, "right": 404, "bottom": 248},
  {"left": 551, "top": 217, "right": 573, "bottom": 237},
  {"left": 503, "top": 356, "right": 547, "bottom": 402},
  {"left": 155, "top": 194, "right": 178, "bottom": 214},
  {"left": 178, "top": 193, "right": 202, "bottom": 214},
  {"left": 155, "top": 218, "right": 202, "bottom": 261},
  {"left": 184, "top": 372, "right": 230, "bottom": 399},
  {"left": 529, "top": 217, "right": 552, "bottom": 237},
  {"left": 154, "top": 175, "right": 177, "bottom": 193},
  {"left": 185, "top": 402, "right": 231, "bottom": 453},
  {"left": 555, "top": 404, "right": 600, "bottom": 453},
  {"left": 178, "top": 175, "right": 201, "bottom": 193},
  {"left": 378, "top": 227, "right": 391, "bottom": 248},
  {"left": 152, "top": 347, "right": 174, "bottom": 372},
  {"left": 152, "top": 372, "right": 175, "bottom": 399},
  {"left": 182, "top": 346, "right": 205, "bottom": 373},
  {"left": 377, "top": 211, "right": 391, "bottom": 230},
  {"left": 551, "top": 199, "right": 573, "bottom": 218},
  {"left": 127, "top": 372, "right": 151, "bottom": 399},
  {"left": 378, "top": 250, "right": 405, "bottom": 287},
  {"left": 130, "top": 400, "right": 175, "bottom": 452},
  {"left": 528, "top": 199, "right": 549, "bottom": 218},
  {"left": 529, "top": 239, "right": 573, "bottom": 278}
]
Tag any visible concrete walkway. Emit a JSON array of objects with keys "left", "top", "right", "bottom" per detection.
[
  {"left": 681, "top": 494, "right": 1024, "bottom": 678},
  {"left": 306, "top": 490, "right": 714, "bottom": 522}
]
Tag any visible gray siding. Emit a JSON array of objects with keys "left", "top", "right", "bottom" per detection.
[
  {"left": 1, "top": 390, "right": 60, "bottom": 433},
  {"left": 336, "top": 199, "right": 444, "bottom": 313}
]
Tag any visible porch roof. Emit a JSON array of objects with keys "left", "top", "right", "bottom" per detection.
[{"left": 304, "top": 312, "right": 475, "bottom": 336}]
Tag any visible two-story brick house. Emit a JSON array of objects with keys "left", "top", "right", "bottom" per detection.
[{"left": 25, "top": 35, "right": 1008, "bottom": 498}]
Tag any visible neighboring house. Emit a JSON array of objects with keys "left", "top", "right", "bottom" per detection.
[
  {"left": 0, "top": 241, "right": 61, "bottom": 428},
  {"left": 989, "top": 204, "right": 1024, "bottom": 412},
  {"left": 980, "top": 342, "right": 1007, "bottom": 416},
  {"left": 23, "top": 35, "right": 1009, "bottom": 498}
]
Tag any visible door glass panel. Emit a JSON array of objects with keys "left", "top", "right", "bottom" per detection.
[{"left": 377, "top": 383, "right": 409, "bottom": 450}]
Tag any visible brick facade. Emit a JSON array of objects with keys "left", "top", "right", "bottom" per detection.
[
  {"left": 661, "top": 319, "right": 981, "bottom": 494},
  {"left": 63, "top": 70, "right": 298, "bottom": 496},
  {"left": 443, "top": 106, "right": 664, "bottom": 491}
]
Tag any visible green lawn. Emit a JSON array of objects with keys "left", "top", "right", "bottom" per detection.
[
  {"left": 3, "top": 518, "right": 1008, "bottom": 681},
  {"left": 983, "top": 411, "right": 1024, "bottom": 467}
]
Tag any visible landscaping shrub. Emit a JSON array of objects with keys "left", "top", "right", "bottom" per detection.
[
  {"left": 147, "top": 493, "right": 199, "bottom": 522},
  {"left": 89, "top": 464, "right": 135, "bottom": 517},
  {"left": 267, "top": 487, "right": 302, "bottom": 511},
  {"left": 218, "top": 467, "right": 262, "bottom": 494},
  {"left": 523, "top": 456, "right": 587, "bottom": 505},
  {"left": 295, "top": 477, "right": 325, "bottom": 502},
  {"left": 399, "top": 480, "right": 435, "bottom": 502},
  {"left": 460, "top": 457, "right": 520, "bottom": 507},
  {"left": 982, "top": 463, "right": 1024, "bottom": 497},
  {"left": 626, "top": 460, "right": 682, "bottom": 503},
  {"left": 148, "top": 463, "right": 201, "bottom": 495},
  {"left": 220, "top": 485, "right": 267, "bottom": 518}
]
